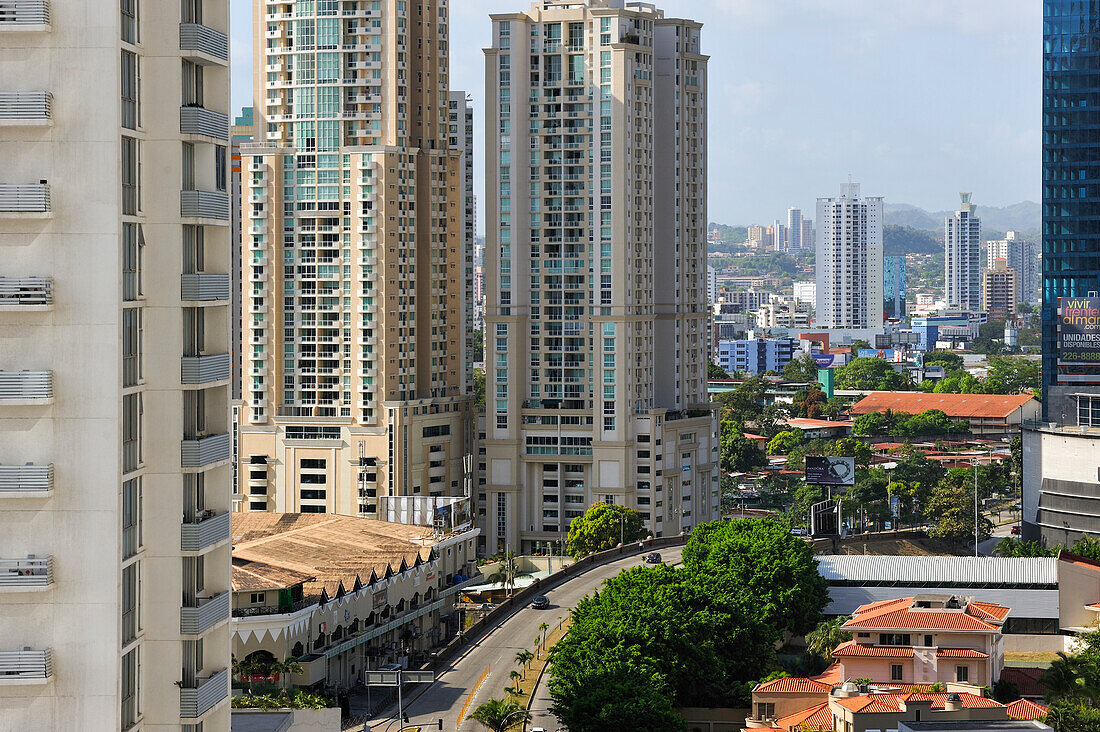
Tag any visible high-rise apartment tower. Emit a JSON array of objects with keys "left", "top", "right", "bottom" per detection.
[
  {"left": 944, "top": 192, "right": 981, "bottom": 310},
  {"left": 481, "top": 0, "right": 718, "bottom": 554},
  {"left": 449, "top": 90, "right": 476, "bottom": 391},
  {"left": 815, "top": 182, "right": 884, "bottom": 330},
  {"left": 237, "top": 0, "right": 476, "bottom": 520},
  {"left": 0, "top": 0, "right": 233, "bottom": 728}
]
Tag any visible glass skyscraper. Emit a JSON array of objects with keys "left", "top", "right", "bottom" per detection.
[{"left": 1043, "top": 1, "right": 1100, "bottom": 419}]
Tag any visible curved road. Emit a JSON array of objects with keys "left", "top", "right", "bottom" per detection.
[{"left": 368, "top": 546, "right": 684, "bottom": 731}]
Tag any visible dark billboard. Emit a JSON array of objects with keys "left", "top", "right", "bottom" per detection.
[
  {"left": 805, "top": 455, "right": 856, "bottom": 486},
  {"left": 1059, "top": 297, "right": 1100, "bottom": 364}
]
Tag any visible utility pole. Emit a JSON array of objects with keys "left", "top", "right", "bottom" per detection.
[{"left": 974, "top": 454, "right": 980, "bottom": 557}]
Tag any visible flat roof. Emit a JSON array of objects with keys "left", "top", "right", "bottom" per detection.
[{"left": 817, "top": 555, "right": 1058, "bottom": 587}]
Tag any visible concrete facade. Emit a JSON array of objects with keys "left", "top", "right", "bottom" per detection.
[
  {"left": 481, "top": 0, "right": 718, "bottom": 553},
  {"left": 815, "top": 182, "right": 884, "bottom": 330},
  {"left": 945, "top": 193, "right": 982, "bottom": 311},
  {"left": 1023, "top": 423, "right": 1100, "bottom": 544},
  {"left": 0, "top": 0, "right": 233, "bottom": 728}
]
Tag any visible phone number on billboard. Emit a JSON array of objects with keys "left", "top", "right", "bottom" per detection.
[{"left": 1060, "top": 351, "right": 1100, "bottom": 362}]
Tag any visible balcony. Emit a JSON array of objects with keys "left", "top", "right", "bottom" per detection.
[
  {"left": 0, "top": 184, "right": 49, "bottom": 217},
  {"left": 180, "top": 591, "right": 230, "bottom": 635},
  {"left": 181, "top": 510, "right": 231, "bottom": 553},
  {"left": 179, "top": 668, "right": 229, "bottom": 720},
  {"left": 180, "top": 353, "right": 231, "bottom": 387},
  {"left": 0, "top": 556, "right": 53, "bottom": 591},
  {"left": 0, "top": 277, "right": 51, "bottom": 310},
  {"left": 181, "top": 273, "right": 230, "bottom": 302},
  {"left": 0, "top": 464, "right": 52, "bottom": 497},
  {"left": 179, "top": 23, "right": 228, "bottom": 65},
  {"left": 181, "top": 433, "right": 231, "bottom": 468},
  {"left": 0, "top": 92, "right": 51, "bottom": 125},
  {"left": 180, "top": 106, "right": 228, "bottom": 141},
  {"left": 0, "top": 649, "right": 52, "bottom": 685},
  {"left": 0, "top": 0, "right": 49, "bottom": 30},
  {"left": 181, "top": 190, "right": 229, "bottom": 222},
  {"left": 0, "top": 370, "right": 52, "bottom": 404}
]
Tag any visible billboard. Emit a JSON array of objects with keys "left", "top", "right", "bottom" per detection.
[
  {"left": 1058, "top": 297, "right": 1100, "bottom": 364},
  {"left": 805, "top": 455, "right": 856, "bottom": 486}
]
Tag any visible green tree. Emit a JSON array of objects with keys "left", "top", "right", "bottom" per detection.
[
  {"left": 792, "top": 387, "right": 827, "bottom": 419},
  {"left": 566, "top": 502, "right": 647, "bottom": 557},
  {"left": 708, "top": 361, "right": 732, "bottom": 380},
  {"left": 923, "top": 350, "right": 964, "bottom": 371},
  {"left": 985, "top": 356, "right": 1041, "bottom": 394},
  {"left": 1045, "top": 699, "right": 1100, "bottom": 732},
  {"left": 852, "top": 411, "right": 893, "bottom": 436},
  {"left": 835, "top": 357, "right": 911, "bottom": 391},
  {"left": 720, "top": 421, "right": 767, "bottom": 473},
  {"left": 806, "top": 616, "right": 852, "bottom": 661},
  {"left": 925, "top": 476, "right": 993, "bottom": 548},
  {"left": 1072, "top": 537, "right": 1100, "bottom": 562},
  {"left": 823, "top": 396, "right": 849, "bottom": 421},
  {"left": 470, "top": 697, "right": 531, "bottom": 731},
  {"left": 1046, "top": 630, "right": 1100, "bottom": 706},
  {"left": 767, "top": 429, "right": 805, "bottom": 456},
  {"left": 714, "top": 376, "right": 770, "bottom": 423},
  {"left": 513, "top": 649, "right": 535, "bottom": 680},
  {"left": 472, "top": 367, "right": 486, "bottom": 410},
  {"left": 783, "top": 355, "right": 820, "bottom": 383},
  {"left": 825, "top": 437, "right": 873, "bottom": 469},
  {"left": 891, "top": 448, "right": 946, "bottom": 502},
  {"left": 487, "top": 552, "right": 530, "bottom": 597},
  {"left": 790, "top": 483, "right": 824, "bottom": 527},
  {"left": 995, "top": 538, "right": 1059, "bottom": 557},
  {"left": 682, "top": 518, "right": 829, "bottom": 636}
]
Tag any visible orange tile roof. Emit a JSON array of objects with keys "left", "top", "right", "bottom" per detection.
[
  {"left": 843, "top": 596, "right": 1006, "bottom": 632},
  {"left": 832, "top": 641, "right": 914, "bottom": 658},
  {"left": 784, "top": 418, "right": 854, "bottom": 429},
  {"left": 999, "top": 667, "right": 1047, "bottom": 698},
  {"left": 775, "top": 702, "right": 832, "bottom": 731},
  {"left": 834, "top": 692, "right": 1003, "bottom": 715},
  {"left": 936, "top": 648, "right": 990, "bottom": 659},
  {"left": 1006, "top": 698, "right": 1049, "bottom": 720},
  {"left": 811, "top": 663, "right": 843, "bottom": 685},
  {"left": 755, "top": 677, "right": 832, "bottom": 694},
  {"left": 849, "top": 391, "right": 1036, "bottom": 419},
  {"left": 833, "top": 695, "right": 902, "bottom": 713}
]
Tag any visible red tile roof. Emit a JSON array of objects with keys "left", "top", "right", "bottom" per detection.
[
  {"left": 843, "top": 596, "right": 1007, "bottom": 632},
  {"left": 810, "top": 663, "right": 843, "bottom": 685},
  {"left": 834, "top": 692, "right": 1003, "bottom": 715},
  {"left": 832, "top": 641, "right": 914, "bottom": 658},
  {"left": 1006, "top": 698, "right": 1049, "bottom": 720},
  {"left": 849, "top": 392, "right": 1036, "bottom": 419},
  {"left": 755, "top": 677, "right": 832, "bottom": 694},
  {"left": 999, "top": 667, "right": 1048, "bottom": 698},
  {"left": 784, "top": 418, "right": 854, "bottom": 430},
  {"left": 936, "top": 648, "right": 990, "bottom": 659},
  {"left": 775, "top": 702, "right": 832, "bottom": 731}
]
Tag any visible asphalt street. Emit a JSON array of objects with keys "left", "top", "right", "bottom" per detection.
[{"left": 367, "top": 546, "right": 684, "bottom": 732}]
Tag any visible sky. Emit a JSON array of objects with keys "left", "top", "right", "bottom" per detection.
[{"left": 230, "top": 0, "right": 1041, "bottom": 229}]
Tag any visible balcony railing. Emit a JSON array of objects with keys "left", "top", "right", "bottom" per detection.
[
  {"left": 180, "top": 105, "right": 228, "bottom": 140},
  {"left": 181, "top": 433, "right": 231, "bottom": 468},
  {"left": 0, "top": 277, "right": 51, "bottom": 309},
  {"left": 0, "top": 649, "right": 52, "bottom": 683},
  {"left": 0, "top": 556, "right": 53, "bottom": 590},
  {"left": 0, "top": 0, "right": 49, "bottom": 27},
  {"left": 0, "top": 370, "right": 52, "bottom": 402},
  {"left": 181, "top": 511, "right": 231, "bottom": 552},
  {"left": 179, "top": 23, "right": 228, "bottom": 64},
  {"left": 180, "top": 591, "right": 230, "bottom": 635},
  {"left": 181, "top": 190, "right": 229, "bottom": 221},
  {"left": 179, "top": 668, "right": 228, "bottom": 719},
  {"left": 0, "top": 92, "right": 51, "bottom": 123},
  {"left": 0, "top": 464, "right": 52, "bottom": 496},
  {"left": 181, "top": 273, "right": 230, "bottom": 301},
  {"left": 0, "top": 184, "right": 49, "bottom": 214},
  {"left": 181, "top": 353, "right": 231, "bottom": 384}
]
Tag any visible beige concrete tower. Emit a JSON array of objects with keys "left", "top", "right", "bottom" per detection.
[
  {"left": 481, "top": 0, "right": 718, "bottom": 554},
  {"left": 238, "top": 0, "right": 476, "bottom": 524},
  {"left": 0, "top": 0, "right": 233, "bottom": 729}
]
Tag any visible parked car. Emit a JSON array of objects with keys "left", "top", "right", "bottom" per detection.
[
  {"left": 1011, "top": 525, "right": 1021, "bottom": 535},
  {"left": 531, "top": 595, "right": 550, "bottom": 609},
  {"left": 643, "top": 552, "right": 662, "bottom": 564},
  {"left": 790, "top": 527, "right": 808, "bottom": 537}
]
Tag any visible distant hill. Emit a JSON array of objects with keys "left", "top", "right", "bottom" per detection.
[
  {"left": 884, "top": 201, "right": 1039, "bottom": 237},
  {"left": 884, "top": 225, "right": 940, "bottom": 256}
]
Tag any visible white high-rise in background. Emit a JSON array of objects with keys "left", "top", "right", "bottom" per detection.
[
  {"left": 772, "top": 218, "right": 787, "bottom": 253},
  {"left": 787, "top": 207, "right": 812, "bottom": 253},
  {"left": 708, "top": 265, "right": 718, "bottom": 304},
  {"left": 450, "top": 91, "right": 477, "bottom": 391},
  {"left": 815, "top": 182, "right": 884, "bottom": 330},
  {"left": 481, "top": 0, "right": 718, "bottom": 553},
  {"left": 945, "top": 192, "right": 982, "bottom": 309},
  {"left": 0, "top": 0, "right": 232, "bottom": 728},
  {"left": 986, "top": 230, "right": 1040, "bottom": 305},
  {"left": 793, "top": 281, "right": 817, "bottom": 309}
]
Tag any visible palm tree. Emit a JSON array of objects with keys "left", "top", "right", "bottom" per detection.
[
  {"left": 486, "top": 551, "right": 530, "bottom": 598},
  {"left": 513, "top": 649, "right": 534, "bottom": 679},
  {"left": 509, "top": 670, "right": 522, "bottom": 685},
  {"left": 232, "top": 654, "right": 262, "bottom": 694},
  {"left": 469, "top": 697, "right": 531, "bottom": 731},
  {"left": 805, "top": 616, "right": 852, "bottom": 661},
  {"left": 539, "top": 622, "right": 550, "bottom": 649},
  {"left": 271, "top": 658, "right": 304, "bottom": 691}
]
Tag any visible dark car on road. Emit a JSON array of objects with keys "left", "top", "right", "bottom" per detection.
[
  {"left": 531, "top": 595, "right": 550, "bottom": 609},
  {"left": 643, "top": 552, "right": 662, "bottom": 564}
]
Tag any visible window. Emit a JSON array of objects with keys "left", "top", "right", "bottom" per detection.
[
  {"left": 122, "top": 478, "right": 142, "bottom": 560},
  {"left": 301, "top": 459, "right": 327, "bottom": 469},
  {"left": 122, "top": 562, "right": 139, "bottom": 645},
  {"left": 182, "top": 60, "right": 203, "bottom": 107},
  {"left": 215, "top": 145, "right": 227, "bottom": 191},
  {"left": 122, "top": 308, "right": 142, "bottom": 386},
  {"left": 250, "top": 592, "right": 265, "bottom": 604},
  {"left": 879, "top": 633, "right": 911, "bottom": 646},
  {"left": 891, "top": 664, "right": 903, "bottom": 681},
  {"left": 756, "top": 703, "right": 775, "bottom": 720},
  {"left": 122, "top": 223, "right": 144, "bottom": 300},
  {"left": 122, "top": 136, "right": 140, "bottom": 215},
  {"left": 1079, "top": 395, "right": 1100, "bottom": 428},
  {"left": 123, "top": 393, "right": 143, "bottom": 472},
  {"left": 121, "top": 647, "right": 139, "bottom": 729},
  {"left": 924, "top": 634, "right": 933, "bottom": 647},
  {"left": 120, "top": 0, "right": 138, "bottom": 44},
  {"left": 423, "top": 424, "right": 451, "bottom": 438},
  {"left": 121, "top": 51, "right": 139, "bottom": 129},
  {"left": 956, "top": 665, "right": 969, "bottom": 682}
]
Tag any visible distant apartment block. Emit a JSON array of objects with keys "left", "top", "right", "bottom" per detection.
[
  {"left": 816, "top": 182, "right": 884, "bottom": 330},
  {"left": 986, "top": 231, "right": 1039, "bottom": 306},
  {"left": 716, "top": 337, "right": 808, "bottom": 376},
  {"left": 757, "top": 295, "right": 813, "bottom": 329},
  {"left": 945, "top": 193, "right": 982, "bottom": 310},
  {"left": 884, "top": 255, "right": 907, "bottom": 320},
  {"left": 981, "top": 259, "right": 1018, "bottom": 322},
  {"left": 793, "top": 280, "right": 817, "bottom": 309},
  {"left": 481, "top": 0, "right": 718, "bottom": 552},
  {"left": 0, "top": 0, "right": 233, "bottom": 728},
  {"left": 449, "top": 91, "right": 476, "bottom": 392}
]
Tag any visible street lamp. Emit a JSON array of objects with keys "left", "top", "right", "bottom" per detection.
[{"left": 496, "top": 708, "right": 531, "bottom": 732}]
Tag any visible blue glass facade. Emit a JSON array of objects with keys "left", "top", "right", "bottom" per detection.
[{"left": 1043, "top": 1, "right": 1100, "bottom": 418}]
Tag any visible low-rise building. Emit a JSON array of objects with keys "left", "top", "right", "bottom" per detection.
[
  {"left": 850, "top": 393, "right": 1040, "bottom": 437},
  {"left": 716, "top": 337, "right": 809, "bottom": 376},
  {"left": 836, "top": 596, "right": 1008, "bottom": 687},
  {"left": 830, "top": 688, "right": 1011, "bottom": 732},
  {"left": 230, "top": 513, "right": 479, "bottom": 688},
  {"left": 757, "top": 296, "right": 813, "bottom": 329}
]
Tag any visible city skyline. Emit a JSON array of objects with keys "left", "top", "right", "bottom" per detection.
[{"left": 230, "top": 0, "right": 1041, "bottom": 227}]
